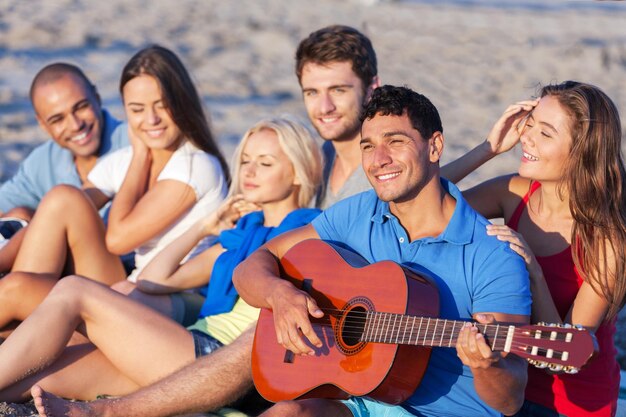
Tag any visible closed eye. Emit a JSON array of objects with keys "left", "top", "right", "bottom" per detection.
[{"left": 128, "top": 106, "right": 144, "bottom": 113}]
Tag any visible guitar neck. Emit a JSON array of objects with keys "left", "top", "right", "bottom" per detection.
[{"left": 361, "top": 312, "right": 514, "bottom": 352}]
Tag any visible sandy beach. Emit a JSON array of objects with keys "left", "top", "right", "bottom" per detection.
[{"left": 1, "top": 0, "right": 626, "bottom": 415}]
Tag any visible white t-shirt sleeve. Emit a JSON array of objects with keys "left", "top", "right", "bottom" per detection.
[
  {"left": 87, "top": 146, "right": 133, "bottom": 197},
  {"left": 157, "top": 144, "right": 225, "bottom": 201}
]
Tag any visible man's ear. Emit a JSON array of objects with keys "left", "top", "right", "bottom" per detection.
[
  {"left": 370, "top": 75, "right": 381, "bottom": 90},
  {"left": 92, "top": 85, "right": 102, "bottom": 106},
  {"left": 429, "top": 132, "right": 444, "bottom": 163},
  {"left": 364, "top": 76, "right": 381, "bottom": 102},
  {"left": 35, "top": 113, "right": 52, "bottom": 137}
]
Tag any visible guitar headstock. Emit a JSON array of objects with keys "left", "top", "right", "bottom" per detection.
[{"left": 512, "top": 323, "right": 598, "bottom": 373}]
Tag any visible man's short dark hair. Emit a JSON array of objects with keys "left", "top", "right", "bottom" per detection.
[
  {"left": 29, "top": 62, "right": 95, "bottom": 103},
  {"left": 295, "top": 25, "right": 378, "bottom": 91},
  {"left": 361, "top": 85, "right": 443, "bottom": 139}
]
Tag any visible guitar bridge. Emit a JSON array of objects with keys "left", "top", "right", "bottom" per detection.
[{"left": 283, "top": 350, "right": 295, "bottom": 364}]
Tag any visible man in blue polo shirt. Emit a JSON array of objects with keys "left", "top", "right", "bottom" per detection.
[
  {"left": 234, "top": 85, "right": 531, "bottom": 417},
  {"left": 0, "top": 63, "right": 128, "bottom": 268}
]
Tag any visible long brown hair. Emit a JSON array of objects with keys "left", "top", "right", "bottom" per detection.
[
  {"left": 120, "top": 45, "right": 230, "bottom": 183},
  {"left": 545, "top": 81, "right": 626, "bottom": 320}
]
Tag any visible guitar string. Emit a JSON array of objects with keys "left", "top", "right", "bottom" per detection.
[
  {"left": 303, "top": 308, "right": 577, "bottom": 354},
  {"left": 304, "top": 321, "right": 574, "bottom": 357},
  {"left": 302, "top": 328, "right": 573, "bottom": 363},
  {"left": 315, "top": 306, "right": 579, "bottom": 334}
]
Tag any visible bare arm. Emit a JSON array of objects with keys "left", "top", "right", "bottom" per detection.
[
  {"left": 82, "top": 179, "right": 111, "bottom": 210},
  {"left": 486, "top": 226, "right": 613, "bottom": 332},
  {"left": 107, "top": 179, "right": 196, "bottom": 255},
  {"left": 137, "top": 242, "right": 226, "bottom": 294},
  {"left": 462, "top": 174, "right": 533, "bottom": 220},
  {"left": 442, "top": 100, "right": 537, "bottom": 184},
  {"left": 136, "top": 217, "right": 209, "bottom": 285},
  {"left": 233, "top": 224, "right": 324, "bottom": 355},
  {"left": 104, "top": 139, "right": 197, "bottom": 255},
  {"left": 135, "top": 195, "right": 258, "bottom": 293},
  {"left": 441, "top": 140, "right": 497, "bottom": 184},
  {"left": 457, "top": 312, "right": 529, "bottom": 416}
]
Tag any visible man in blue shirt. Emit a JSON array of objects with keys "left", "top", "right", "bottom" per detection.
[
  {"left": 234, "top": 85, "right": 531, "bottom": 417},
  {"left": 0, "top": 63, "right": 128, "bottom": 269}
]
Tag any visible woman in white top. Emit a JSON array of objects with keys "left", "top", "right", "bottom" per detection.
[{"left": 0, "top": 45, "right": 228, "bottom": 329}]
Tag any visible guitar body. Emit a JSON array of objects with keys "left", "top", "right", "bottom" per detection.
[{"left": 252, "top": 239, "right": 440, "bottom": 404}]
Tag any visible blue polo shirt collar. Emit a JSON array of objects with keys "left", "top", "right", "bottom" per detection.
[{"left": 370, "top": 178, "right": 475, "bottom": 245}]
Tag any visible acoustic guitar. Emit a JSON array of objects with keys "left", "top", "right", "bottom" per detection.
[{"left": 252, "top": 239, "right": 597, "bottom": 404}]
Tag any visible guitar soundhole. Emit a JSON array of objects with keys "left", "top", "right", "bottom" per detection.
[{"left": 335, "top": 297, "right": 374, "bottom": 355}]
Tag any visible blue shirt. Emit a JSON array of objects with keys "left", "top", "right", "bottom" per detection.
[
  {"left": 200, "top": 208, "right": 321, "bottom": 316},
  {"left": 0, "top": 109, "right": 128, "bottom": 213},
  {"left": 311, "top": 179, "right": 531, "bottom": 417}
]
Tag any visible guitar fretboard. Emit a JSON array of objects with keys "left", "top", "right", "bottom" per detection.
[{"left": 361, "top": 312, "right": 513, "bottom": 352}]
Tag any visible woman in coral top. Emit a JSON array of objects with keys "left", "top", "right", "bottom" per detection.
[{"left": 444, "top": 81, "right": 626, "bottom": 417}]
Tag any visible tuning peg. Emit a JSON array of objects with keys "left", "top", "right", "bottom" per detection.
[
  {"left": 534, "top": 361, "right": 548, "bottom": 369},
  {"left": 548, "top": 363, "right": 563, "bottom": 372},
  {"left": 538, "top": 322, "right": 559, "bottom": 328},
  {"left": 564, "top": 366, "right": 579, "bottom": 374},
  {"left": 562, "top": 323, "right": 573, "bottom": 328},
  {"left": 527, "top": 359, "right": 537, "bottom": 366}
]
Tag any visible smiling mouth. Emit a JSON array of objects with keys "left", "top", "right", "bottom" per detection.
[
  {"left": 319, "top": 116, "right": 340, "bottom": 124},
  {"left": 375, "top": 172, "right": 400, "bottom": 181},
  {"left": 145, "top": 128, "right": 165, "bottom": 138},
  {"left": 523, "top": 151, "right": 539, "bottom": 161},
  {"left": 69, "top": 126, "right": 92, "bottom": 144}
]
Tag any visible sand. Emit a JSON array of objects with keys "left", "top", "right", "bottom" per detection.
[
  {"left": 3, "top": 0, "right": 626, "bottom": 187},
  {"left": 0, "top": 0, "right": 625, "bottom": 415}
]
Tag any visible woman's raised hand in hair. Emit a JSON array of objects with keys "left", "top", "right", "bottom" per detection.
[{"left": 485, "top": 99, "right": 539, "bottom": 156}]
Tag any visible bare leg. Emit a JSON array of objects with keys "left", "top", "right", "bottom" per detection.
[
  {"left": 3, "top": 206, "right": 35, "bottom": 222},
  {"left": 0, "top": 275, "right": 195, "bottom": 400},
  {"left": 0, "top": 186, "right": 127, "bottom": 327},
  {"left": 0, "top": 320, "right": 18, "bottom": 340},
  {"left": 111, "top": 280, "right": 179, "bottom": 322},
  {"left": 260, "top": 399, "right": 353, "bottom": 417},
  {"left": 12, "top": 184, "right": 125, "bottom": 283},
  {"left": 32, "top": 328, "right": 256, "bottom": 417},
  {"left": 0, "top": 272, "right": 57, "bottom": 327},
  {"left": 2, "top": 342, "right": 139, "bottom": 402}
]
